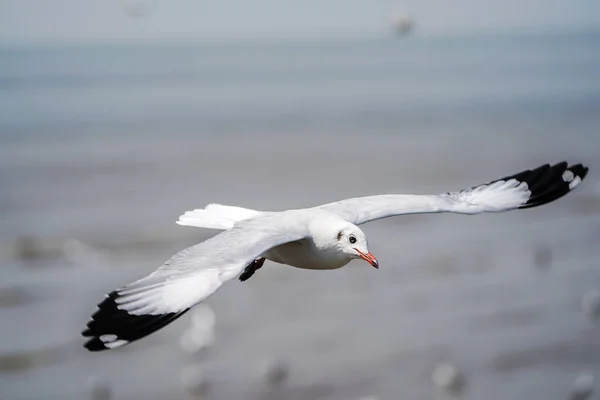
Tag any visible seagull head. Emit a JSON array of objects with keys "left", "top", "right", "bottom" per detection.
[{"left": 334, "top": 224, "right": 379, "bottom": 269}]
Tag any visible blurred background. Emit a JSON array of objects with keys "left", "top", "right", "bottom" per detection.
[{"left": 1, "top": 1, "right": 600, "bottom": 399}]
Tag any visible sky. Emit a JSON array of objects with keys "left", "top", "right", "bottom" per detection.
[{"left": 0, "top": 0, "right": 599, "bottom": 44}]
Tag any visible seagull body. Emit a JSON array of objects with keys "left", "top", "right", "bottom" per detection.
[{"left": 83, "top": 162, "right": 588, "bottom": 351}]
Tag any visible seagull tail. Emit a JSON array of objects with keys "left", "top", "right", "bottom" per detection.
[
  {"left": 176, "top": 203, "right": 263, "bottom": 230},
  {"left": 82, "top": 291, "right": 190, "bottom": 351}
]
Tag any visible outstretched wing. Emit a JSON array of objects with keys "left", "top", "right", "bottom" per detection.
[
  {"left": 82, "top": 213, "right": 308, "bottom": 351},
  {"left": 320, "top": 162, "right": 589, "bottom": 225}
]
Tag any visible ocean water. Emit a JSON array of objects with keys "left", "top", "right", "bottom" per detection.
[
  {"left": 1, "top": 32, "right": 599, "bottom": 134},
  {"left": 1, "top": 32, "right": 600, "bottom": 400}
]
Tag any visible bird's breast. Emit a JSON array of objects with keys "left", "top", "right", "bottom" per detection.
[{"left": 262, "top": 239, "right": 349, "bottom": 270}]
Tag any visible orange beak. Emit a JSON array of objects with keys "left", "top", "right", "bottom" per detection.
[{"left": 354, "top": 248, "right": 379, "bottom": 269}]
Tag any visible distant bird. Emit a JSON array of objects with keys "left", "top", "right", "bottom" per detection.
[
  {"left": 82, "top": 162, "right": 588, "bottom": 351},
  {"left": 390, "top": 12, "right": 415, "bottom": 36}
]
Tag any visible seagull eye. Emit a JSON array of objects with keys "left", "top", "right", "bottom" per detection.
[{"left": 349, "top": 235, "right": 357, "bottom": 244}]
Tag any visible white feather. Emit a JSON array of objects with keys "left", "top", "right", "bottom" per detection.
[
  {"left": 113, "top": 212, "right": 311, "bottom": 316},
  {"left": 176, "top": 203, "right": 263, "bottom": 229}
]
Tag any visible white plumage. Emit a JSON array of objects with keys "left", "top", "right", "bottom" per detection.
[
  {"left": 176, "top": 203, "right": 263, "bottom": 229},
  {"left": 83, "top": 161, "right": 588, "bottom": 351}
]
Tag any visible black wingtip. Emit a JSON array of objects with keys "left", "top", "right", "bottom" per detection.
[
  {"left": 502, "top": 162, "right": 589, "bottom": 210},
  {"left": 82, "top": 290, "right": 189, "bottom": 352},
  {"left": 84, "top": 337, "right": 110, "bottom": 352}
]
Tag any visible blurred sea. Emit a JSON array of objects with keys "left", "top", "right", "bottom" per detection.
[{"left": 1, "top": 31, "right": 600, "bottom": 400}]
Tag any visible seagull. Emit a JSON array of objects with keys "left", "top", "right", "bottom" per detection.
[{"left": 82, "top": 162, "right": 588, "bottom": 351}]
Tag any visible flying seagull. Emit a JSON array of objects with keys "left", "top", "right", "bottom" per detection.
[{"left": 82, "top": 162, "right": 588, "bottom": 351}]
